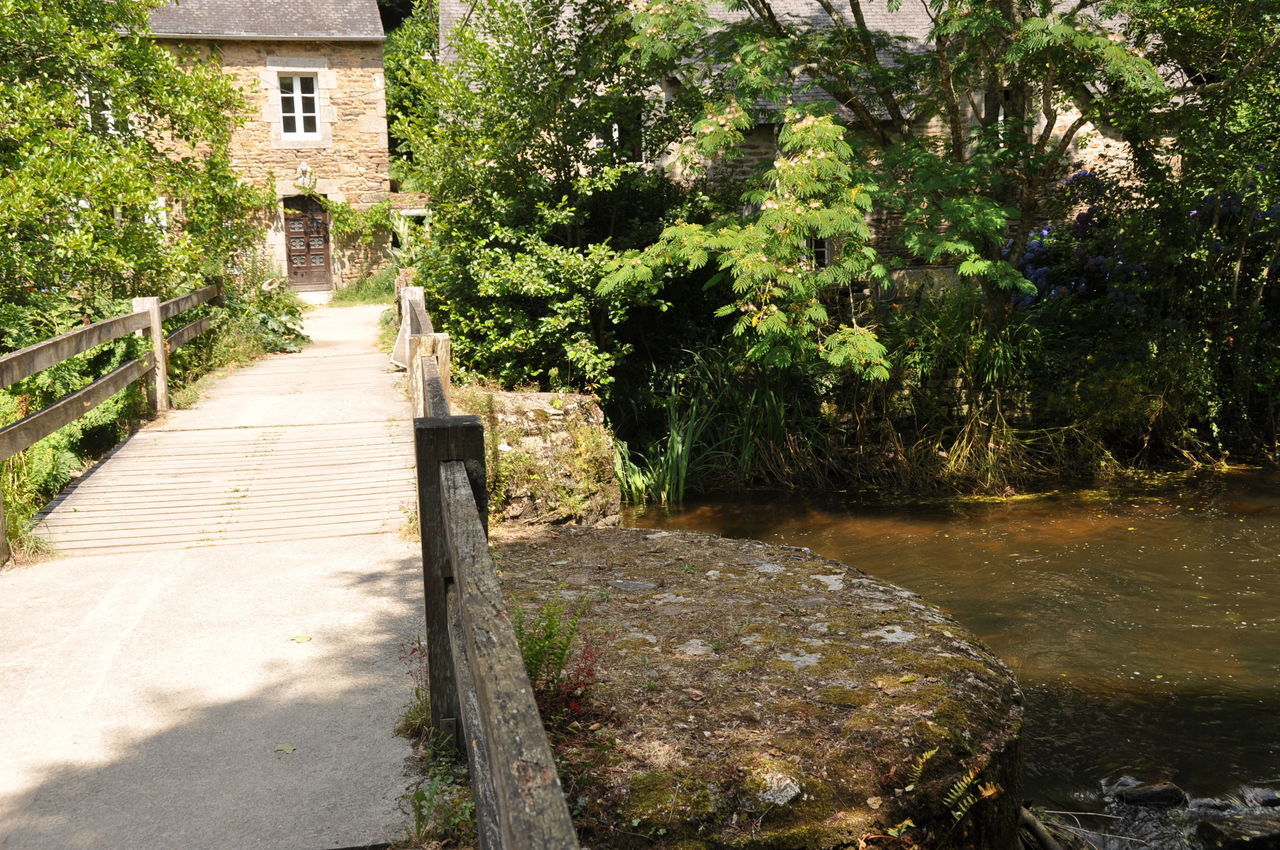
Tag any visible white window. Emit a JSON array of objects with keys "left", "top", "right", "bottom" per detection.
[
  {"left": 807, "top": 237, "right": 831, "bottom": 269},
  {"left": 77, "top": 88, "right": 124, "bottom": 136},
  {"left": 278, "top": 74, "right": 320, "bottom": 140}
]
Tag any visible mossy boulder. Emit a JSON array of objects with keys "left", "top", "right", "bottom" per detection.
[{"left": 493, "top": 526, "right": 1024, "bottom": 849}]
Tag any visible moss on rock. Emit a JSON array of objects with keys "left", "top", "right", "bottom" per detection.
[
  {"left": 493, "top": 526, "right": 1024, "bottom": 849},
  {"left": 451, "top": 386, "right": 621, "bottom": 525}
]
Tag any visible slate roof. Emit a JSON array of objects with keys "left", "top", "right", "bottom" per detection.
[
  {"left": 150, "top": 0, "right": 385, "bottom": 41},
  {"left": 439, "top": 0, "right": 932, "bottom": 46},
  {"left": 708, "top": 0, "right": 934, "bottom": 41}
]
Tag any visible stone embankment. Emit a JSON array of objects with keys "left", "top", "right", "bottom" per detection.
[
  {"left": 494, "top": 524, "right": 1025, "bottom": 849},
  {"left": 453, "top": 387, "right": 621, "bottom": 526}
]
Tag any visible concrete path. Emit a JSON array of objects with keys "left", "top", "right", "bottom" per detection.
[{"left": 0, "top": 304, "right": 422, "bottom": 849}]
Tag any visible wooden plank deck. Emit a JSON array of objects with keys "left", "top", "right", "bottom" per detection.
[
  {"left": 33, "top": 307, "right": 415, "bottom": 555},
  {"left": 0, "top": 303, "right": 420, "bottom": 850}
]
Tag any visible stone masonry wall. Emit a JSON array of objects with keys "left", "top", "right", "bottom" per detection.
[{"left": 165, "top": 39, "right": 392, "bottom": 288}]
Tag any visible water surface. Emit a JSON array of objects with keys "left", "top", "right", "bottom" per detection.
[{"left": 630, "top": 471, "right": 1280, "bottom": 807}]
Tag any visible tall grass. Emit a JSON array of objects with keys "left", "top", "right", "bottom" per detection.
[
  {"left": 613, "top": 288, "right": 1135, "bottom": 503},
  {"left": 331, "top": 266, "right": 397, "bottom": 305},
  {"left": 614, "top": 395, "right": 726, "bottom": 504},
  {"left": 613, "top": 352, "right": 839, "bottom": 504}
]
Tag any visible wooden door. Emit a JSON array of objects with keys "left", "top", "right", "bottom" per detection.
[{"left": 283, "top": 196, "right": 332, "bottom": 291}]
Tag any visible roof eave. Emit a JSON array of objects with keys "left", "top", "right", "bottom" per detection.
[{"left": 153, "top": 32, "right": 386, "bottom": 42}]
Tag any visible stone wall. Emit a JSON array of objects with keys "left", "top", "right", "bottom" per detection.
[{"left": 164, "top": 39, "right": 392, "bottom": 288}]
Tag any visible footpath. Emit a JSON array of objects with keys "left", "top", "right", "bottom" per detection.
[{"left": 0, "top": 304, "right": 420, "bottom": 849}]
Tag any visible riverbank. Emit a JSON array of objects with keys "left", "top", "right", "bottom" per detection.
[{"left": 631, "top": 472, "right": 1280, "bottom": 847}]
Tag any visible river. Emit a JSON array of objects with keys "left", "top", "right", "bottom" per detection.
[{"left": 629, "top": 469, "right": 1280, "bottom": 810}]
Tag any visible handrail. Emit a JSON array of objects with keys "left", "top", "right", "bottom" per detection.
[
  {"left": 0, "top": 354, "right": 155, "bottom": 460},
  {"left": 159, "top": 284, "right": 220, "bottom": 321},
  {"left": 441, "top": 461, "right": 577, "bottom": 847},
  {"left": 0, "top": 311, "right": 149, "bottom": 390},
  {"left": 0, "top": 283, "right": 223, "bottom": 562},
  {"left": 399, "top": 285, "right": 580, "bottom": 850}
]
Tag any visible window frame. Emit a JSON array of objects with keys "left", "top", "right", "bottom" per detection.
[
  {"left": 807, "top": 237, "right": 831, "bottom": 270},
  {"left": 277, "top": 73, "right": 322, "bottom": 141}
]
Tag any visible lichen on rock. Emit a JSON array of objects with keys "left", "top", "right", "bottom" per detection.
[{"left": 492, "top": 526, "right": 1024, "bottom": 848}]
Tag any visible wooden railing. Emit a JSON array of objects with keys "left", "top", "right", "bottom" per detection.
[
  {"left": 0, "top": 284, "right": 222, "bottom": 562},
  {"left": 398, "top": 286, "right": 580, "bottom": 849}
]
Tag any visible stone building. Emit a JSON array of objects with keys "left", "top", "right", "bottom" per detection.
[{"left": 151, "top": 0, "right": 392, "bottom": 291}]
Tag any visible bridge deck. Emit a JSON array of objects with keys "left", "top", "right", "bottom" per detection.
[
  {"left": 0, "top": 304, "right": 422, "bottom": 849},
  {"left": 35, "top": 307, "right": 414, "bottom": 552}
]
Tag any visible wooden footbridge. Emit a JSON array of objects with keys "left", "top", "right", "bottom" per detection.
[
  {"left": 0, "top": 287, "right": 578, "bottom": 849},
  {"left": 0, "top": 288, "right": 413, "bottom": 559}
]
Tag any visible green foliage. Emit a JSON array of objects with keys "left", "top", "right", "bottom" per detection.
[
  {"left": 619, "top": 0, "right": 1168, "bottom": 343},
  {"left": 397, "top": 730, "right": 476, "bottom": 849},
  {"left": 404, "top": 767, "right": 475, "bottom": 848},
  {"left": 906, "top": 747, "right": 939, "bottom": 792},
  {"left": 218, "top": 257, "right": 310, "bottom": 355},
  {"left": 512, "top": 594, "right": 584, "bottom": 698},
  {"left": 395, "top": 637, "right": 431, "bottom": 740},
  {"left": 604, "top": 110, "right": 890, "bottom": 375},
  {"left": 614, "top": 395, "right": 724, "bottom": 505},
  {"left": 384, "top": 0, "right": 437, "bottom": 157},
  {"left": 943, "top": 764, "right": 983, "bottom": 823},
  {"left": 391, "top": 0, "right": 695, "bottom": 392},
  {"left": 612, "top": 349, "right": 842, "bottom": 502},
  {"left": 0, "top": 0, "right": 268, "bottom": 310},
  {"left": 305, "top": 191, "right": 397, "bottom": 247}
]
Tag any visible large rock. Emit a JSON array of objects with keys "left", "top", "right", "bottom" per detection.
[
  {"left": 1116, "top": 781, "right": 1189, "bottom": 808},
  {"left": 494, "top": 526, "right": 1024, "bottom": 848}
]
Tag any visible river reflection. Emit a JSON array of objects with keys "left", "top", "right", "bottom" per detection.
[{"left": 629, "top": 471, "right": 1280, "bottom": 806}]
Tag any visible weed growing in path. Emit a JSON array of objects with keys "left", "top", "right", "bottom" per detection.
[
  {"left": 396, "top": 735, "right": 476, "bottom": 849},
  {"left": 393, "top": 636, "right": 476, "bottom": 848},
  {"left": 395, "top": 637, "right": 430, "bottom": 740}
]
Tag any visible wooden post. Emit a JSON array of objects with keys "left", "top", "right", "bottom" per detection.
[
  {"left": 392, "top": 286, "right": 426, "bottom": 371},
  {"left": 415, "top": 414, "right": 487, "bottom": 754},
  {"left": 132, "top": 297, "right": 168, "bottom": 413},
  {"left": 440, "top": 462, "right": 576, "bottom": 848},
  {"left": 403, "top": 285, "right": 425, "bottom": 334},
  {"left": 421, "top": 353, "right": 450, "bottom": 420},
  {"left": 407, "top": 334, "right": 422, "bottom": 415},
  {"left": 0, "top": 492, "right": 9, "bottom": 566},
  {"left": 431, "top": 334, "right": 453, "bottom": 408}
]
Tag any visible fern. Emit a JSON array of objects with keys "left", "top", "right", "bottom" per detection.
[
  {"left": 944, "top": 765, "right": 982, "bottom": 823},
  {"left": 904, "top": 746, "right": 939, "bottom": 791}
]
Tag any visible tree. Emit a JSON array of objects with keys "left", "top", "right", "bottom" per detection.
[
  {"left": 393, "top": 0, "right": 694, "bottom": 390},
  {"left": 608, "top": 0, "right": 1168, "bottom": 359},
  {"left": 0, "top": 0, "right": 266, "bottom": 350},
  {"left": 1034, "top": 1, "right": 1280, "bottom": 451}
]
